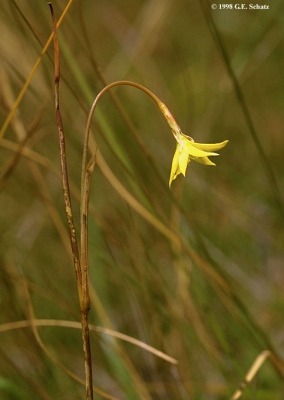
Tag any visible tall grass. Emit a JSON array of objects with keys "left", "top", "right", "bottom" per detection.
[{"left": 1, "top": 0, "right": 284, "bottom": 399}]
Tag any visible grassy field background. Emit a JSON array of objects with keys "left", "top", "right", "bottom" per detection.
[{"left": 1, "top": 0, "right": 284, "bottom": 399}]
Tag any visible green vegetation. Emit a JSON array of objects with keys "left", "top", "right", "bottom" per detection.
[{"left": 1, "top": 0, "right": 284, "bottom": 399}]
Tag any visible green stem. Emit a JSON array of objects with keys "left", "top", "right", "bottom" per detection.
[{"left": 80, "top": 80, "right": 184, "bottom": 277}]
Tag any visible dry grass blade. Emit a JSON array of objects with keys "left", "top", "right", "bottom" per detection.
[
  {"left": 230, "top": 350, "right": 272, "bottom": 399},
  {"left": 48, "top": 3, "right": 92, "bottom": 399},
  {"left": 0, "top": 0, "right": 74, "bottom": 142},
  {"left": 0, "top": 319, "right": 177, "bottom": 365},
  {"left": 21, "top": 279, "right": 119, "bottom": 400}
]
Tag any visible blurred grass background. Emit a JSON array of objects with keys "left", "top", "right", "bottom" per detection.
[{"left": 1, "top": 0, "right": 284, "bottom": 398}]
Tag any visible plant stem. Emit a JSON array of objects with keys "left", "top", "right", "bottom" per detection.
[
  {"left": 80, "top": 80, "right": 183, "bottom": 279},
  {"left": 80, "top": 79, "right": 174, "bottom": 400},
  {"left": 48, "top": 4, "right": 93, "bottom": 399}
]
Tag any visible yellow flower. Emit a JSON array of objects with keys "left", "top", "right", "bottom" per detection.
[
  {"left": 155, "top": 99, "right": 228, "bottom": 187},
  {"left": 169, "top": 132, "right": 228, "bottom": 187}
]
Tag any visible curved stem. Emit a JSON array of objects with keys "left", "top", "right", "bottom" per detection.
[
  {"left": 80, "top": 80, "right": 180, "bottom": 303},
  {"left": 81, "top": 80, "right": 179, "bottom": 191},
  {"left": 79, "top": 81, "right": 181, "bottom": 400}
]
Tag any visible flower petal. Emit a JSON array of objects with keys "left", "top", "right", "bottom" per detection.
[
  {"left": 178, "top": 147, "right": 189, "bottom": 176},
  {"left": 191, "top": 140, "right": 229, "bottom": 152},
  {"left": 169, "top": 146, "right": 180, "bottom": 187},
  {"left": 194, "top": 156, "right": 216, "bottom": 166},
  {"left": 182, "top": 137, "right": 218, "bottom": 158}
]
